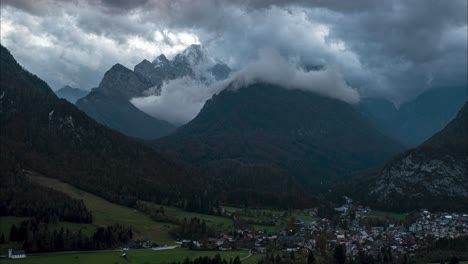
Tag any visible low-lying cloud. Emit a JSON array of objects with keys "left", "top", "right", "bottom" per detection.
[
  {"left": 132, "top": 49, "right": 359, "bottom": 125},
  {"left": 230, "top": 49, "right": 360, "bottom": 104},
  {"left": 131, "top": 77, "right": 224, "bottom": 125}
]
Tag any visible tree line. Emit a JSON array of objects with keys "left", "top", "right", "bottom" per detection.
[
  {"left": 169, "top": 217, "right": 215, "bottom": 241},
  {"left": 3, "top": 219, "right": 132, "bottom": 252},
  {"left": 0, "top": 152, "right": 92, "bottom": 223},
  {"left": 169, "top": 254, "right": 241, "bottom": 264}
]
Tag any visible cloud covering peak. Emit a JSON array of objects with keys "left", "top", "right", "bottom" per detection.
[
  {"left": 230, "top": 49, "right": 359, "bottom": 104},
  {"left": 131, "top": 48, "right": 359, "bottom": 125}
]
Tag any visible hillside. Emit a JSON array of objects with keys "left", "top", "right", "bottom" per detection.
[
  {"left": 0, "top": 44, "right": 201, "bottom": 208},
  {"left": 352, "top": 102, "right": 468, "bottom": 212},
  {"left": 77, "top": 90, "right": 174, "bottom": 140},
  {"left": 156, "top": 83, "right": 405, "bottom": 198}
]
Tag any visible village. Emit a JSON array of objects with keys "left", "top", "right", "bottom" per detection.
[{"left": 160, "top": 197, "right": 468, "bottom": 262}]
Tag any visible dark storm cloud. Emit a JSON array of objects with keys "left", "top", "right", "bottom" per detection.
[
  {"left": 97, "top": 0, "right": 150, "bottom": 10},
  {"left": 1, "top": 0, "right": 466, "bottom": 104}
]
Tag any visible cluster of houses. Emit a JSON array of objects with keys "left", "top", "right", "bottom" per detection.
[
  {"left": 408, "top": 210, "right": 468, "bottom": 239},
  {"left": 174, "top": 198, "right": 467, "bottom": 262}
]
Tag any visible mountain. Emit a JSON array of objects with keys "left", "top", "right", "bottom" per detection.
[
  {"left": 55, "top": 85, "right": 89, "bottom": 103},
  {"left": 133, "top": 44, "right": 231, "bottom": 94},
  {"left": 76, "top": 64, "right": 175, "bottom": 140},
  {"left": 352, "top": 102, "right": 468, "bottom": 212},
  {"left": 76, "top": 45, "right": 230, "bottom": 140},
  {"left": 77, "top": 90, "right": 174, "bottom": 140},
  {"left": 359, "top": 86, "right": 467, "bottom": 147},
  {"left": 155, "top": 83, "right": 405, "bottom": 197},
  {"left": 96, "top": 63, "right": 154, "bottom": 99},
  {"left": 0, "top": 44, "right": 201, "bottom": 208}
]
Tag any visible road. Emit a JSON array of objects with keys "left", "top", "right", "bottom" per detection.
[{"left": 240, "top": 250, "right": 252, "bottom": 261}]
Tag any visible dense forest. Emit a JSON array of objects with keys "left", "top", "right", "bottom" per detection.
[{"left": 0, "top": 149, "right": 92, "bottom": 223}]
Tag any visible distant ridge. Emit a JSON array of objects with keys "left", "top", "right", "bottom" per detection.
[{"left": 55, "top": 85, "right": 89, "bottom": 103}]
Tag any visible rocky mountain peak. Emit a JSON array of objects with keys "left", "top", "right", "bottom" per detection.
[
  {"left": 98, "top": 63, "right": 152, "bottom": 99},
  {"left": 152, "top": 54, "right": 169, "bottom": 67},
  {"left": 174, "top": 44, "right": 209, "bottom": 66},
  {"left": 134, "top": 59, "right": 151, "bottom": 69}
]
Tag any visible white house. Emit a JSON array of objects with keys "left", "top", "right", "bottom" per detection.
[{"left": 8, "top": 249, "right": 26, "bottom": 259}]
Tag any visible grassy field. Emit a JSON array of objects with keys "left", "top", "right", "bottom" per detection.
[
  {"left": 223, "top": 206, "right": 318, "bottom": 232},
  {"left": 139, "top": 201, "right": 234, "bottom": 229},
  {"left": 27, "top": 173, "right": 175, "bottom": 244},
  {"left": 0, "top": 248, "right": 250, "bottom": 264},
  {"left": 368, "top": 210, "right": 407, "bottom": 220}
]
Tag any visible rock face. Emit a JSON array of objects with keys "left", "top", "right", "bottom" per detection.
[
  {"left": 372, "top": 154, "right": 467, "bottom": 200},
  {"left": 359, "top": 102, "right": 468, "bottom": 211},
  {"left": 97, "top": 63, "right": 153, "bottom": 99},
  {"left": 55, "top": 86, "right": 89, "bottom": 103}
]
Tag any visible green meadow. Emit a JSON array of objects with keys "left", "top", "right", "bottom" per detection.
[
  {"left": 0, "top": 248, "right": 250, "bottom": 264},
  {"left": 26, "top": 174, "right": 175, "bottom": 244}
]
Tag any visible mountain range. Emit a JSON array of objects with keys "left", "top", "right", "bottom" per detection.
[
  {"left": 0, "top": 44, "right": 313, "bottom": 209},
  {"left": 76, "top": 44, "right": 231, "bottom": 140},
  {"left": 2, "top": 42, "right": 466, "bottom": 212}
]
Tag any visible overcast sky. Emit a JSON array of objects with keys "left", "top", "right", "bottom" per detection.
[{"left": 1, "top": 0, "right": 467, "bottom": 105}]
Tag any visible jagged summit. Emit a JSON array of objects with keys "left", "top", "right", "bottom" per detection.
[
  {"left": 97, "top": 63, "right": 152, "bottom": 99},
  {"left": 175, "top": 44, "right": 207, "bottom": 66},
  {"left": 133, "top": 44, "right": 231, "bottom": 91},
  {"left": 152, "top": 54, "right": 169, "bottom": 67}
]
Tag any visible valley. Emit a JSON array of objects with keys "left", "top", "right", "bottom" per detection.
[{"left": 1, "top": 1, "right": 467, "bottom": 262}]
